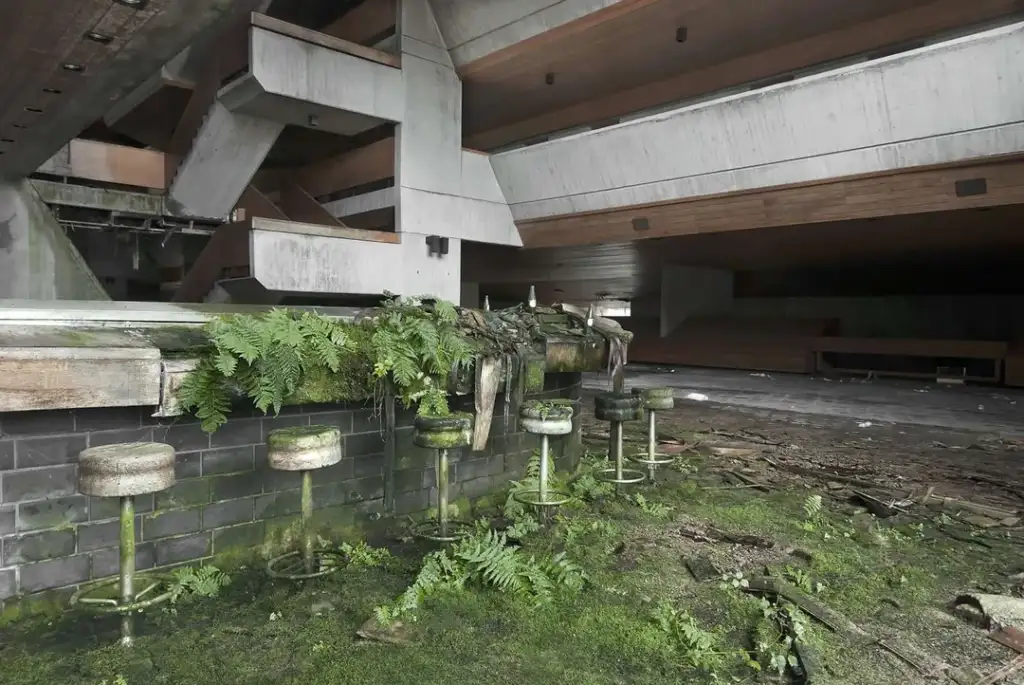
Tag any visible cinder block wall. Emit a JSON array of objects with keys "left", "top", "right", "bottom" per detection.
[{"left": 0, "top": 372, "right": 582, "bottom": 610}]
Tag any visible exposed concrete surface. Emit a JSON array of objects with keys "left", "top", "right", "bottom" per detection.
[
  {"left": 587, "top": 365, "right": 1024, "bottom": 436},
  {"left": 0, "top": 180, "right": 109, "bottom": 300},
  {"left": 493, "top": 21, "right": 1024, "bottom": 220},
  {"left": 0, "top": 0, "right": 241, "bottom": 180}
]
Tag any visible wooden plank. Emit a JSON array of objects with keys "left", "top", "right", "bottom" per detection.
[
  {"left": 252, "top": 216, "right": 401, "bottom": 244},
  {"left": 295, "top": 136, "right": 395, "bottom": 198},
  {"left": 459, "top": 0, "right": 664, "bottom": 77},
  {"left": 518, "top": 157, "right": 1024, "bottom": 248},
  {"left": 465, "top": 0, "right": 1019, "bottom": 149},
  {"left": 0, "top": 347, "right": 161, "bottom": 412},
  {"left": 36, "top": 139, "right": 168, "bottom": 189},
  {"left": 320, "top": 0, "right": 397, "bottom": 46},
  {"left": 251, "top": 13, "right": 401, "bottom": 68},
  {"left": 279, "top": 179, "right": 346, "bottom": 227}
]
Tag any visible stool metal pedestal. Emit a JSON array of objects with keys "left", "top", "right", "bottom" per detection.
[
  {"left": 265, "top": 426, "right": 345, "bottom": 580},
  {"left": 628, "top": 387, "right": 676, "bottom": 481},
  {"left": 71, "top": 442, "right": 178, "bottom": 647},
  {"left": 594, "top": 392, "right": 646, "bottom": 488},
  {"left": 513, "top": 400, "right": 574, "bottom": 510},
  {"left": 411, "top": 413, "right": 474, "bottom": 543}
]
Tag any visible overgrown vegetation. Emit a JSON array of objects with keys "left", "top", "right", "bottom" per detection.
[{"left": 177, "top": 296, "right": 473, "bottom": 431}]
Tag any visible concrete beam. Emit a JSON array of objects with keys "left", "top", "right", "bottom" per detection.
[
  {"left": 323, "top": 187, "right": 396, "bottom": 219},
  {"left": 249, "top": 218, "right": 458, "bottom": 301},
  {"left": 219, "top": 18, "right": 404, "bottom": 137},
  {"left": 0, "top": 0, "right": 242, "bottom": 181},
  {"left": 492, "top": 21, "right": 1024, "bottom": 222},
  {"left": 167, "top": 102, "right": 283, "bottom": 219},
  {"left": 30, "top": 180, "right": 168, "bottom": 217},
  {"left": 431, "top": 0, "right": 633, "bottom": 70}
]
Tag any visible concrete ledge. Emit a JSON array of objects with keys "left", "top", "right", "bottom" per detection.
[{"left": 492, "top": 21, "right": 1024, "bottom": 221}]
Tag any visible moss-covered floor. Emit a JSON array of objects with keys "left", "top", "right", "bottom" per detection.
[{"left": 3, "top": 402, "right": 1023, "bottom": 684}]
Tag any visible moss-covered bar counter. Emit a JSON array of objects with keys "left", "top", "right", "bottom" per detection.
[{"left": 0, "top": 299, "right": 630, "bottom": 614}]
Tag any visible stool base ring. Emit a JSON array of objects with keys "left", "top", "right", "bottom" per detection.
[
  {"left": 596, "top": 467, "right": 648, "bottom": 485},
  {"left": 267, "top": 549, "right": 345, "bottom": 580},
  {"left": 411, "top": 519, "right": 474, "bottom": 543},
  {"left": 627, "top": 453, "right": 675, "bottom": 468},
  {"left": 511, "top": 487, "right": 574, "bottom": 508},
  {"left": 71, "top": 573, "right": 176, "bottom": 614}
]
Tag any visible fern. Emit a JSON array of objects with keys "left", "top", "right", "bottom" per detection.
[
  {"left": 169, "top": 565, "right": 230, "bottom": 603},
  {"left": 373, "top": 522, "right": 587, "bottom": 626},
  {"left": 178, "top": 296, "right": 476, "bottom": 431}
]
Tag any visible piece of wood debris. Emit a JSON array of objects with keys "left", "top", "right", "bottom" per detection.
[
  {"left": 726, "top": 470, "right": 770, "bottom": 492},
  {"left": 684, "top": 556, "right": 720, "bottom": 582},
  {"left": 851, "top": 490, "right": 899, "bottom": 518}
]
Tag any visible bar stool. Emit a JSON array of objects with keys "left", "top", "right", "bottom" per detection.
[
  {"left": 411, "top": 412, "right": 474, "bottom": 543},
  {"left": 594, "top": 392, "right": 646, "bottom": 488},
  {"left": 70, "top": 442, "right": 178, "bottom": 647},
  {"left": 513, "top": 400, "right": 574, "bottom": 511},
  {"left": 628, "top": 387, "right": 676, "bottom": 481},
  {"left": 266, "top": 425, "right": 344, "bottom": 580}
]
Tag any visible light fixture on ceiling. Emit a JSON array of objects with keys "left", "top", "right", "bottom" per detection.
[
  {"left": 308, "top": 114, "right": 319, "bottom": 128},
  {"left": 631, "top": 217, "right": 650, "bottom": 231},
  {"left": 85, "top": 31, "right": 113, "bottom": 44},
  {"left": 545, "top": 72, "right": 555, "bottom": 86},
  {"left": 676, "top": 27, "right": 688, "bottom": 43},
  {"left": 116, "top": 0, "right": 148, "bottom": 8},
  {"left": 62, "top": 63, "right": 85, "bottom": 72}
]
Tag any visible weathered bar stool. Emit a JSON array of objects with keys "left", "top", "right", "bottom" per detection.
[
  {"left": 71, "top": 442, "right": 177, "bottom": 647},
  {"left": 266, "top": 425, "right": 344, "bottom": 580},
  {"left": 628, "top": 387, "right": 676, "bottom": 481},
  {"left": 411, "top": 412, "right": 474, "bottom": 542},
  {"left": 594, "top": 392, "right": 646, "bottom": 488},
  {"left": 513, "top": 400, "right": 574, "bottom": 511}
]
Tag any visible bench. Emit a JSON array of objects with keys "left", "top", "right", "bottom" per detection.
[{"left": 812, "top": 337, "right": 1007, "bottom": 383}]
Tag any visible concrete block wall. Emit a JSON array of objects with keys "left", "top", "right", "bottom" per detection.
[{"left": 0, "top": 372, "right": 582, "bottom": 609}]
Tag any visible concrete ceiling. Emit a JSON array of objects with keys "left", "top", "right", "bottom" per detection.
[{"left": 0, "top": 0, "right": 243, "bottom": 180}]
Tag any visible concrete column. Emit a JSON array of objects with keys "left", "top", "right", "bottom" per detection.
[
  {"left": 660, "top": 266, "right": 733, "bottom": 337},
  {"left": 0, "top": 181, "right": 109, "bottom": 300}
]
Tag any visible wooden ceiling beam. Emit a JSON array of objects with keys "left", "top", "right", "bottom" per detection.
[
  {"left": 517, "top": 157, "right": 1024, "bottom": 248},
  {"left": 320, "top": 0, "right": 397, "bottom": 46},
  {"left": 465, "top": 0, "right": 1019, "bottom": 150},
  {"left": 294, "top": 136, "right": 395, "bottom": 198}
]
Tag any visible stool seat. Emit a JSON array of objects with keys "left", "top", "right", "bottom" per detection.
[
  {"left": 520, "top": 400, "right": 573, "bottom": 436},
  {"left": 78, "top": 442, "right": 176, "bottom": 497},
  {"left": 267, "top": 425, "right": 342, "bottom": 471},
  {"left": 631, "top": 387, "right": 675, "bottom": 411}
]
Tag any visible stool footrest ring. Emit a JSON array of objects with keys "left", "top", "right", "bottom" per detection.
[
  {"left": 411, "top": 519, "right": 474, "bottom": 543},
  {"left": 71, "top": 573, "right": 176, "bottom": 614},
  {"left": 511, "top": 487, "right": 574, "bottom": 508},
  {"left": 627, "top": 453, "right": 675, "bottom": 467},
  {"left": 267, "top": 549, "right": 345, "bottom": 580},
  {"left": 596, "top": 467, "right": 648, "bottom": 485}
]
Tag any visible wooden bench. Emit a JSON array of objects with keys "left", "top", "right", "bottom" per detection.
[{"left": 812, "top": 337, "right": 1008, "bottom": 383}]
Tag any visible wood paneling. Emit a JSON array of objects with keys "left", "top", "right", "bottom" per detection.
[
  {"left": 518, "top": 158, "right": 1024, "bottom": 248},
  {"left": 321, "top": 0, "right": 396, "bottom": 46},
  {"left": 37, "top": 139, "right": 168, "bottom": 189},
  {"left": 466, "top": 0, "right": 1021, "bottom": 150},
  {"left": 295, "top": 136, "right": 395, "bottom": 198}
]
